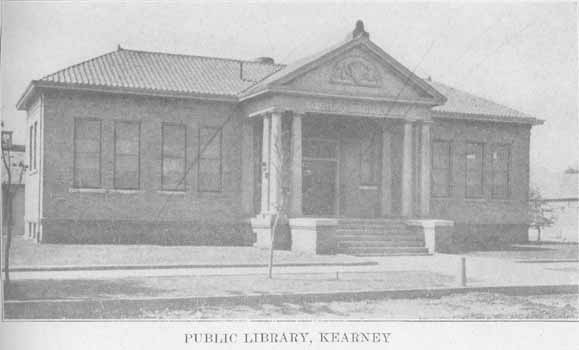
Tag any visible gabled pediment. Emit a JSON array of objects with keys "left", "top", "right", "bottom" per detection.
[
  {"left": 279, "top": 46, "right": 433, "bottom": 101},
  {"left": 240, "top": 24, "right": 446, "bottom": 105}
]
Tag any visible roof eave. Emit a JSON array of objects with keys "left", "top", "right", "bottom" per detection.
[
  {"left": 16, "top": 81, "right": 39, "bottom": 111},
  {"left": 433, "top": 110, "right": 544, "bottom": 125},
  {"left": 19, "top": 81, "right": 240, "bottom": 105}
]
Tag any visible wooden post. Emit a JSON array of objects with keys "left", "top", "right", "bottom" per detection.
[{"left": 460, "top": 257, "right": 467, "bottom": 287}]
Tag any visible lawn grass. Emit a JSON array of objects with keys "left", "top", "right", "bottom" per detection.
[
  {"left": 140, "top": 293, "right": 578, "bottom": 320},
  {"left": 463, "top": 242, "right": 578, "bottom": 261},
  {"left": 8, "top": 236, "right": 364, "bottom": 268},
  {"left": 5, "top": 270, "right": 454, "bottom": 302}
]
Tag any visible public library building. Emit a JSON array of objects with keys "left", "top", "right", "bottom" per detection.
[{"left": 16, "top": 21, "right": 542, "bottom": 255}]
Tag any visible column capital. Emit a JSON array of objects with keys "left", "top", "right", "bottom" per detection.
[
  {"left": 401, "top": 118, "right": 419, "bottom": 126},
  {"left": 248, "top": 106, "right": 291, "bottom": 119}
]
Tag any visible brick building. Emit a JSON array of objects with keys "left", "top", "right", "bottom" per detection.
[{"left": 16, "top": 21, "right": 543, "bottom": 254}]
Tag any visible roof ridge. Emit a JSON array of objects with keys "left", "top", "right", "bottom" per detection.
[
  {"left": 40, "top": 49, "right": 120, "bottom": 81},
  {"left": 119, "top": 47, "right": 287, "bottom": 67}
]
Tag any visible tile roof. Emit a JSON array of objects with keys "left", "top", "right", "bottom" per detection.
[
  {"left": 24, "top": 46, "right": 540, "bottom": 124},
  {"left": 40, "top": 48, "right": 284, "bottom": 97},
  {"left": 429, "top": 81, "right": 536, "bottom": 121}
]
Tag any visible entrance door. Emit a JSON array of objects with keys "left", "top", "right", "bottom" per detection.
[{"left": 302, "top": 138, "right": 338, "bottom": 216}]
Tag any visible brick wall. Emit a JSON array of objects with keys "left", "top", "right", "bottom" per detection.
[
  {"left": 430, "top": 118, "right": 531, "bottom": 224},
  {"left": 40, "top": 90, "right": 252, "bottom": 244},
  {"left": 430, "top": 118, "right": 532, "bottom": 247}
]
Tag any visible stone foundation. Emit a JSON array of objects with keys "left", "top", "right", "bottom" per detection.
[
  {"left": 41, "top": 219, "right": 254, "bottom": 245},
  {"left": 435, "top": 223, "right": 530, "bottom": 253}
]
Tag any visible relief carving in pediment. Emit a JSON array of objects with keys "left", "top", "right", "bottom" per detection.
[{"left": 330, "top": 57, "right": 382, "bottom": 87}]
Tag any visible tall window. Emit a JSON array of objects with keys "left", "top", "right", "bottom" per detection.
[
  {"left": 33, "top": 122, "right": 37, "bottom": 170},
  {"left": 198, "top": 127, "right": 222, "bottom": 192},
  {"left": 432, "top": 140, "right": 451, "bottom": 197},
  {"left": 360, "top": 130, "right": 381, "bottom": 185},
  {"left": 162, "top": 123, "right": 187, "bottom": 191},
  {"left": 114, "top": 121, "right": 140, "bottom": 189},
  {"left": 491, "top": 144, "right": 510, "bottom": 198},
  {"left": 73, "top": 119, "right": 101, "bottom": 188},
  {"left": 465, "top": 142, "right": 484, "bottom": 198},
  {"left": 28, "top": 125, "right": 33, "bottom": 170}
]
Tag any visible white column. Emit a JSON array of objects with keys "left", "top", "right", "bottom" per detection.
[
  {"left": 420, "top": 122, "right": 432, "bottom": 217},
  {"left": 381, "top": 124, "right": 392, "bottom": 217},
  {"left": 269, "top": 111, "right": 283, "bottom": 213},
  {"left": 260, "top": 115, "right": 270, "bottom": 214},
  {"left": 401, "top": 120, "right": 414, "bottom": 217},
  {"left": 241, "top": 120, "right": 254, "bottom": 216},
  {"left": 290, "top": 113, "right": 303, "bottom": 217}
]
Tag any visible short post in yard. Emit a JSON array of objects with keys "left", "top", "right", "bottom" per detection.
[{"left": 460, "top": 257, "right": 467, "bottom": 287}]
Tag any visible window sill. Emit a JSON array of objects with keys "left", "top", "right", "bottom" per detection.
[
  {"left": 69, "top": 188, "right": 106, "bottom": 194},
  {"left": 69, "top": 188, "right": 143, "bottom": 194},
  {"left": 158, "top": 190, "right": 187, "bottom": 195},
  {"left": 433, "top": 197, "right": 517, "bottom": 203},
  {"left": 490, "top": 198, "right": 515, "bottom": 202},
  {"left": 359, "top": 185, "right": 379, "bottom": 190},
  {"left": 464, "top": 197, "right": 487, "bottom": 202},
  {"left": 109, "top": 189, "right": 142, "bottom": 194}
]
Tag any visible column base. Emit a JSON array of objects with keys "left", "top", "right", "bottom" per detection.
[
  {"left": 250, "top": 214, "right": 274, "bottom": 249},
  {"left": 289, "top": 218, "right": 338, "bottom": 255},
  {"left": 406, "top": 219, "right": 454, "bottom": 254}
]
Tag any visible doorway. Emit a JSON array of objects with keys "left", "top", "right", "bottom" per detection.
[{"left": 302, "top": 138, "right": 339, "bottom": 216}]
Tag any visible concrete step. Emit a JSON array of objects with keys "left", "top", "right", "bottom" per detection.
[
  {"left": 337, "top": 218, "right": 406, "bottom": 224},
  {"left": 337, "top": 224, "right": 408, "bottom": 230},
  {"left": 337, "top": 240, "right": 424, "bottom": 248},
  {"left": 336, "top": 246, "right": 429, "bottom": 256},
  {"left": 335, "top": 231, "right": 418, "bottom": 237},
  {"left": 336, "top": 230, "right": 416, "bottom": 237}
]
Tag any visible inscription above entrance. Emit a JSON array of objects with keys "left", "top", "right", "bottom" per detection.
[{"left": 330, "top": 57, "right": 382, "bottom": 87}]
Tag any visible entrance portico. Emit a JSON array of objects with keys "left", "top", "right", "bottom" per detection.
[
  {"left": 244, "top": 21, "right": 449, "bottom": 253},
  {"left": 252, "top": 111, "right": 434, "bottom": 220}
]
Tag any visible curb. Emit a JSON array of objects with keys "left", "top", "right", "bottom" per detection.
[
  {"left": 517, "top": 259, "right": 579, "bottom": 264},
  {"left": 4, "top": 284, "right": 578, "bottom": 319},
  {"left": 6, "top": 260, "right": 377, "bottom": 273}
]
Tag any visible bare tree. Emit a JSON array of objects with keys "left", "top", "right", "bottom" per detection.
[
  {"left": 267, "top": 122, "right": 291, "bottom": 279},
  {"left": 529, "top": 186, "right": 554, "bottom": 242}
]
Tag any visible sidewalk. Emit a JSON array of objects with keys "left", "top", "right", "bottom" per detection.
[
  {"left": 4, "top": 251, "right": 578, "bottom": 319},
  {"left": 6, "top": 254, "right": 577, "bottom": 295}
]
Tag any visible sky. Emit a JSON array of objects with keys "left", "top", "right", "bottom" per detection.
[{"left": 1, "top": 1, "right": 577, "bottom": 194}]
